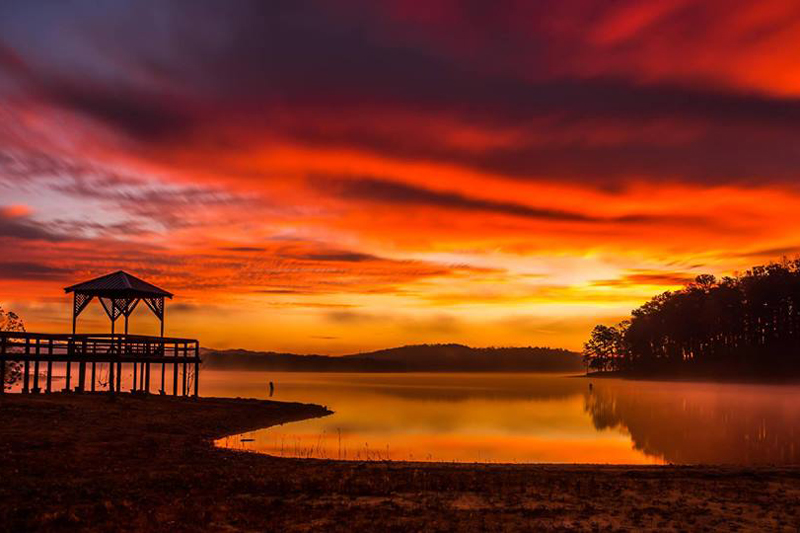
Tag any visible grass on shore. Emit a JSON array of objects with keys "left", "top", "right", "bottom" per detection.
[{"left": 2, "top": 393, "right": 800, "bottom": 532}]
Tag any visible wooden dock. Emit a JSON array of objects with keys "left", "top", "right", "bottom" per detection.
[{"left": 0, "top": 332, "right": 200, "bottom": 396}]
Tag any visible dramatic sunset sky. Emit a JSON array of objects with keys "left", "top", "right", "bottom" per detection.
[{"left": 1, "top": 1, "right": 800, "bottom": 353}]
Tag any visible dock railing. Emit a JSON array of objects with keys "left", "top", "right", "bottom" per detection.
[{"left": 0, "top": 332, "right": 200, "bottom": 396}]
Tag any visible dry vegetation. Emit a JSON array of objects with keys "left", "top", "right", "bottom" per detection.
[{"left": 2, "top": 394, "right": 800, "bottom": 532}]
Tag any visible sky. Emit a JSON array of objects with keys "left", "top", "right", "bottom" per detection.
[{"left": 2, "top": 0, "right": 800, "bottom": 353}]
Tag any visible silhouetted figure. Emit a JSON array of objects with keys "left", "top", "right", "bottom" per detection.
[
  {"left": 269, "top": 381, "right": 274, "bottom": 397},
  {"left": 589, "top": 382, "right": 593, "bottom": 392}
]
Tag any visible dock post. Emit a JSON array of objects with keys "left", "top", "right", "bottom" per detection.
[
  {"left": 133, "top": 361, "right": 138, "bottom": 391},
  {"left": 161, "top": 363, "right": 165, "bottom": 394},
  {"left": 116, "top": 361, "right": 121, "bottom": 391},
  {"left": 22, "top": 337, "right": 30, "bottom": 393},
  {"left": 78, "top": 363, "right": 86, "bottom": 392},
  {"left": 182, "top": 343, "right": 187, "bottom": 396},
  {"left": 23, "top": 360, "right": 30, "bottom": 393},
  {"left": 109, "top": 358, "right": 115, "bottom": 394},
  {"left": 65, "top": 361, "right": 71, "bottom": 391},
  {"left": 78, "top": 338, "right": 86, "bottom": 392},
  {"left": 22, "top": 360, "right": 30, "bottom": 393},
  {"left": 91, "top": 362, "right": 96, "bottom": 392},
  {"left": 0, "top": 335, "right": 5, "bottom": 394},
  {"left": 194, "top": 359, "right": 199, "bottom": 398},
  {"left": 173, "top": 361, "right": 178, "bottom": 396},
  {"left": 32, "top": 338, "right": 41, "bottom": 393},
  {"left": 46, "top": 339, "right": 52, "bottom": 393},
  {"left": 145, "top": 362, "right": 151, "bottom": 394}
]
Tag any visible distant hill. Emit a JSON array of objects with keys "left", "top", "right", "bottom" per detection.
[{"left": 201, "top": 344, "right": 583, "bottom": 373}]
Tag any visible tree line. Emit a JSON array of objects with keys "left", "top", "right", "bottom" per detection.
[{"left": 583, "top": 259, "right": 800, "bottom": 377}]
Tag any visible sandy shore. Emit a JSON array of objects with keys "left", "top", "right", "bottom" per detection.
[{"left": 1, "top": 394, "right": 800, "bottom": 532}]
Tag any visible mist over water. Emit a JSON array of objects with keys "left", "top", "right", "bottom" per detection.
[{"left": 209, "top": 371, "right": 800, "bottom": 465}]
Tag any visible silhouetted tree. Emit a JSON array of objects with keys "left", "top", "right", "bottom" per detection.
[
  {"left": 583, "top": 324, "right": 627, "bottom": 372},
  {"left": 583, "top": 259, "right": 800, "bottom": 377},
  {"left": 0, "top": 305, "right": 25, "bottom": 389}
]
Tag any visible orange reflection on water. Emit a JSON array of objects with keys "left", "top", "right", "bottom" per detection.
[{"left": 208, "top": 371, "right": 800, "bottom": 465}]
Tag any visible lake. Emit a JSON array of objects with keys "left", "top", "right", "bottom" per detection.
[{"left": 208, "top": 371, "right": 800, "bottom": 465}]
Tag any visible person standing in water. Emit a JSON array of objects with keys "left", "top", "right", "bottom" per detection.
[{"left": 269, "top": 381, "right": 275, "bottom": 397}]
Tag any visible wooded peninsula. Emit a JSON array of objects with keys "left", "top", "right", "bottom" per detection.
[{"left": 583, "top": 260, "right": 800, "bottom": 379}]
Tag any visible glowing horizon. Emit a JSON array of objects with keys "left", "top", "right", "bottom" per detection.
[{"left": 2, "top": 1, "right": 800, "bottom": 353}]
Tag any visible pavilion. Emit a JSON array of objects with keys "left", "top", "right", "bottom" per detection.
[{"left": 0, "top": 271, "right": 200, "bottom": 396}]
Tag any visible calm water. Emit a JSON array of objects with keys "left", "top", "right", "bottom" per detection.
[{"left": 207, "top": 371, "right": 800, "bottom": 465}]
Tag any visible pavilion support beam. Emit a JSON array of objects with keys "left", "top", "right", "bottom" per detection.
[
  {"left": 133, "top": 361, "right": 138, "bottom": 391},
  {"left": 145, "top": 362, "right": 150, "bottom": 394},
  {"left": 173, "top": 361, "right": 178, "bottom": 396},
  {"left": 65, "top": 361, "right": 71, "bottom": 392},
  {"left": 91, "top": 362, "right": 96, "bottom": 392},
  {"left": 161, "top": 363, "right": 165, "bottom": 394}
]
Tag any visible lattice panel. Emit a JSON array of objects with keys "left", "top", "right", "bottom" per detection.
[
  {"left": 143, "top": 297, "right": 164, "bottom": 321},
  {"left": 99, "top": 297, "right": 125, "bottom": 321},
  {"left": 123, "top": 298, "right": 140, "bottom": 317},
  {"left": 73, "top": 293, "right": 94, "bottom": 318}
]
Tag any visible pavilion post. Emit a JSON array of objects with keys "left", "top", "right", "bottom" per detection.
[
  {"left": 74, "top": 293, "right": 87, "bottom": 393},
  {"left": 161, "top": 363, "right": 165, "bottom": 394},
  {"left": 126, "top": 312, "right": 134, "bottom": 392}
]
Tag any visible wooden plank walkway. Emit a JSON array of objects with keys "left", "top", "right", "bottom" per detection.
[{"left": 0, "top": 332, "right": 200, "bottom": 396}]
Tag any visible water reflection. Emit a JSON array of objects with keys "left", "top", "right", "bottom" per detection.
[
  {"left": 205, "top": 372, "right": 800, "bottom": 465},
  {"left": 585, "top": 380, "right": 800, "bottom": 464}
]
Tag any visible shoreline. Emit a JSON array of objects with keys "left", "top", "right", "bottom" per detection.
[
  {"left": 2, "top": 393, "right": 800, "bottom": 531},
  {"left": 580, "top": 370, "right": 800, "bottom": 385}
]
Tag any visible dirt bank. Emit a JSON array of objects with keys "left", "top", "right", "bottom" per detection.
[{"left": 1, "top": 393, "right": 799, "bottom": 531}]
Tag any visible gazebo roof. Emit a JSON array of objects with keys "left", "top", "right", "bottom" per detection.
[{"left": 64, "top": 271, "right": 173, "bottom": 298}]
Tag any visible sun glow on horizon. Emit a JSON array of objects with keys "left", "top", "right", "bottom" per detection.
[{"left": 3, "top": 1, "right": 800, "bottom": 352}]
